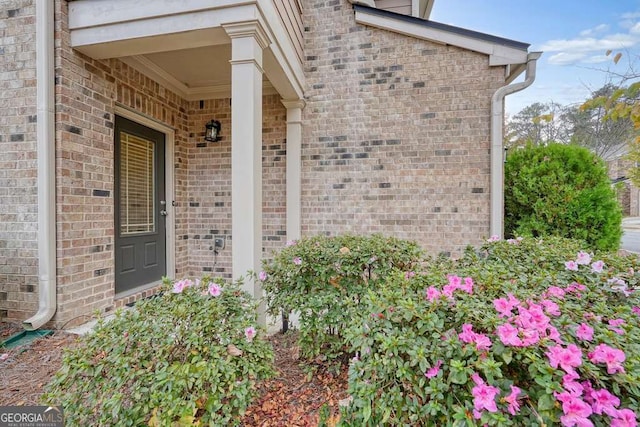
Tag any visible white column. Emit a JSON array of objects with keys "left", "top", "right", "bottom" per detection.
[
  {"left": 282, "top": 100, "right": 305, "bottom": 242},
  {"left": 224, "top": 22, "right": 270, "bottom": 303}
]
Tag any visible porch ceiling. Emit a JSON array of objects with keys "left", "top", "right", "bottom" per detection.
[{"left": 68, "top": 0, "right": 304, "bottom": 100}]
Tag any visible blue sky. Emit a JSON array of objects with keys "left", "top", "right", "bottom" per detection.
[{"left": 430, "top": 1, "right": 640, "bottom": 115}]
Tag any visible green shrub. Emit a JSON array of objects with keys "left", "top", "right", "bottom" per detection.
[
  {"left": 260, "top": 234, "right": 422, "bottom": 364},
  {"left": 504, "top": 143, "right": 622, "bottom": 251},
  {"left": 339, "top": 237, "right": 640, "bottom": 426},
  {"left": 44, "top": 277, "right": 274, "bottom": 426}
]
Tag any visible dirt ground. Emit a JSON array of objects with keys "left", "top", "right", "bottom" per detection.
[{"left": 0, "top": 321, "right": 348, "bottom": 425}]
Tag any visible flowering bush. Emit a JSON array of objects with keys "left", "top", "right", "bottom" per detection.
[
  {"left": 260, "top": 234, "right": 422, "bottom": 363},
  {"left": 340, "top": 237, "right": 640, "bottom": 426},
  {"left": 44, "top": 277, "right": 274, "bottom": 426}
]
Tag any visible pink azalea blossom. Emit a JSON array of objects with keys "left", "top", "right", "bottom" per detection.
[
  {"left": 611, "top": 409, "right": 638, "bottom": 427},
  {"left": 546, "top": 286, "right": 566, "bottom": 299},
  {"left": 259, "top": 271, "right": 268, "bottom": 281},
  {"left": 285, "top": 239, "right": 297, "bottom": 246},
  {"left": 546, "top": 325, "right": 563, "bottom": 344},
  {"left": 560, "top": 397, "right": 594, "bottom": 427},
  {"left": 575, "top": 251, "right": 592, "bottom": 265},
  {"left": 633, "top": 306, "right": 640, "bottom": 317},
  {"left": 494, "top": 297, "right": 518, "bottom": 318},
  {"left": 426, "top": 286, "right": 441, "bottom": 302},
  {"left": 442, "top": 284, "right": 457, "bottom": 298},
  {"left": 608, "top": 278, "right": 631, "bottom": 296},
  {"left": 591, "top": 260, "right": 605, "bottom": 273},
  {"left": 487, "top": 235, "right": 500, "bottom": 242},
  {"left": 293, "top": 257, "right": 302, "bottom": 265},
  {"left": 547, "top": 344, "right": 583, "bottom": 374},
  {"left": 590, "top": 388, "right": 620, "bottom": 417},
  {"left": 542, "top": 299, "right": 561, "bottom": 316},
  {"left": 565, "top": 261, "right": 579, "bottom": 271},
  {"left": 448, "top": 275, "right": 462, "bottom": 287},
  {"left": 474, "top": 333, "right": 492, "bottom": 351},
  {"left": 575, "top": 323, "right": 594, "bottom": 341},
  {"left": 405, "top": 271, "right": 416, "bottom": 279},
  {"left": 589, "top": 344, "right": 626, "bottom": 374},
  {"left": 245, "top": 326, "right": 256, "bottom": 342},
  {"left": 460, "top": 277, "right": 474, "bottom": 294},
  {"left": 562, "top": 372, "right": 584, "bottom": 396},
  {"left": 425, "top": 360, "right": 442, "bottom": 378},
  {"left": 504, "top": 385, "right": 522, "bottom": 415},
  {"left": 472, "top": 383, "right": 500, "bottom": 417},
  {"left": 208, "top": 282, "right": 222, "bottom": 297},
  {"left": 458, "top": 323, "right": 477, "bottom": 344},
  {"left": 608, "top": 318, "right": 626, "bottom": 335},
  {"left": 172, "top": 278, "right": 193, "bottom": 293},
  {"left": 497, "top": 323, "right": 522, "bottom": 347},
  {"left": 520, "top": 328, "right": 541, "bottom": 347}
]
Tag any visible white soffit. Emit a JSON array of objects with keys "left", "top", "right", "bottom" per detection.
[{"left": 354, "top": 7, "right": 529, "bottom": 66}]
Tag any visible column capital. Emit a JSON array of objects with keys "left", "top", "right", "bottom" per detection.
[
  {"left": 222, "top": 20, "right": 271, "bottom": 50},
  {"left": 281, "top": 99, "right": 306, "bottom": 110}
]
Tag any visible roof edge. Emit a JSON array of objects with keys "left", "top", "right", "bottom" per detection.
[{"left": 354, "top": 4, "right": 530, "bottom": 51}]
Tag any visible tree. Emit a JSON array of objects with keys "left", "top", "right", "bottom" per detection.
[
  {"left": 568, "top": 84, "right": 635, "bottom": 160},
  {"left": 505, "top": 143, "right": 622, "bottom": 251},
  {"left": 581, "top": 51, "right": 640, "bottom": 185},
  {"left": 505, "top": 102, "right": 571, "bottom": 147}
]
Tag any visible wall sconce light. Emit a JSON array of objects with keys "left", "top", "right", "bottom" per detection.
[{"left": 205, "top": 120, "right": 221, "bottom": 142}]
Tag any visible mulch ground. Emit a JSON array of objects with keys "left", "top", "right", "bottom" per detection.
[{"left": 0, "top": 321, "right": 348, "bottom": 425}]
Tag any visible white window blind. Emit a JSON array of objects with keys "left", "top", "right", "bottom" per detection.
[{"left": 120, "top": 131, "right": 155, "bottom": 234}]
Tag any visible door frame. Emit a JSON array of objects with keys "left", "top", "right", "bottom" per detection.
[{"left": 114, "top": 104, "right": 175, "bottom": 296}]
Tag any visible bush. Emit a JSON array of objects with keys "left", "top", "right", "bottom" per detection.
[
  {"left": 504, "top": 143, "right": 622, "bottom": 251},
  {"left": 44, "top": 277, "right": 274, "bottom": 426},
  {"left": 339, "top": 237, "right": 640, "bottom": 426},
  {"left": 260, "top": 234, "right": 422, "bottom": 364}
]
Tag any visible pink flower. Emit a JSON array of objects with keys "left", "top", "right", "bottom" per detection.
[
  {"left": 442, "top": 284, "right": 457, "bottom": 298},
  {"left": 471, "top": 380, "right": 500, "bottom": 416},
  {"left": 547, "top": 344, "right": 583, "bottom": 374},
  {"left": 589, "top": 344, "right": 625, "bottom": 374},
  {"left": 405, "top": 271, "right": 416, "bottom": 279},
  {"left": 448, "top": 275, "right": 462, "bottom": 287},
  {"left": 575, "top": 323, "right": 594, "bottom": 341},
  {"left": 562, "top": 372, "right": 584, "bottom": 396},
  {"left": 560, "top": 397, "right": 594, "bottom": 427},
  {"left": 494, "top": 296, "right": 518, "bottom": 318},
  {"left": 575, "top": 251, "right": 592, "bottom": 265},
  {"left": 609, "top": 318, "right": 625, "bottom": 327},
  {"left": 285, "top": 240, "right": 297, "bottom": 246},
  {"left": 590, "top": 388, "right": 620, "bottom": 417},
  {"left": 633, "top": 306, "right": 640, "bottom": 317},
  {"left": 208, "top": 282, "right": 222, "bottom": 297},
  {"left": 172, "top": 278, "right": 193, "bottom": 293},
  {"left": 608, "top": 278, "right": 630, "bottom": 296},
  {"left": 458, "top": 323, "right": 477, "bottom": 344},
  {"left": 425, "top": 286, "right": 441, "bottom": 302},
  {"left": 245, "top": 326, "right": 256, "bottom": 342},
  {"left": 608, "top": 319, "right": 626, "bottom": 335},
  {"left": 487, "top": 235, "right": 500, "bottom": 242},
  {"left": 591, "top": 260, "right": 605, "bottom": 273},
  {"left": 497, "top": 323, "right": 522, "bottom": 347},
  {"left": 460, "top": 277, "right": 474, "bottom": 294},
  {"left": 546, "top": 286, "right": 566, "bottom": 299},
  {"left": 611, "top": 409, "right": 638, "bottom": 427},
  {"left": 541, "top": 299, "right": 561, "bottom": 316},
  {"left": 425, "top": 360, "right": 442, "bottom": 378},
  {"left": 504, "top": 385, "right": 521, "bottom": 415},
  {"left": 565, "top": 261, "right": 579, "bottom": 271},
  {"left": 259, "top": 271, "right": 268, "bottom": 281},
  {"left": 474, "top": 333, "right": 492, "bottom": 351},
  {"left": 293, "top": 257, "right": 302, "bottom": 265}
]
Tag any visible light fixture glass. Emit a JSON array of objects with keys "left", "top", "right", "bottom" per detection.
[{"left": 205, "top": 120, "right": 221, "bottom": 142}]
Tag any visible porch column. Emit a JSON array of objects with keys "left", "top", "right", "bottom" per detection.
[
  {"left": 282, "top": 100, "right": 305, "bottom": 242},
  {"left": 224, "top": 22, "right": 270, "bottom": 301}
]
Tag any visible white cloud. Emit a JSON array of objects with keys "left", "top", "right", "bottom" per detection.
[
  {"left": 540, "top": 34, "right": 638, "bottom": 53},
  {"left": 580, "top": 24, "right": 610, "bottom": 37},
  {"left": 547, "top": 52, "right": 587, "bottom": 65},
  {"left": 630, "top": 22, "right": 640, "bottom": 34},
  {"left": 581, "top": 54, "right": 613, "bottom": 64}
]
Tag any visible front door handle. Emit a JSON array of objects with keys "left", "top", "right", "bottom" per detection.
[{"left": 160, "top": 210, "right": 167, "bottom": 216}]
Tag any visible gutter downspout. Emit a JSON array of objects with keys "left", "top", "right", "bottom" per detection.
[
  {"left": 489, "top": 51, "right": 542, "bottom": 239},
  {"left": 24, "top": 0, "right": 56, "bottom": 330}
]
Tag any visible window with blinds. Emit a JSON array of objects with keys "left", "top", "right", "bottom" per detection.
[{"left": 119, "top": 131, "right": 155, "bottom": 234}]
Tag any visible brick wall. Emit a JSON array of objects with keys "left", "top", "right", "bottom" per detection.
[
  {"left": 0, "top": 0, "right": 39, "bottom": 320},
  {"left": 184, "top": 95, "right": 287, "bottom": 279},
  {"left": 302, "top": 0, "right": 506, "bottom": 256}
]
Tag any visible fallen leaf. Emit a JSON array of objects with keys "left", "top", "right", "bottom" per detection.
[{"left": 227, "top": 344, "right": 243, "bottom": 356}]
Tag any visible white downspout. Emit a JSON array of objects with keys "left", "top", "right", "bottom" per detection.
[
  {"left": 24, "top": 0, "right": 56, "bottom": 330},
  {"left": 489, "top": 51, "right": 542, "bottom": 239}
]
